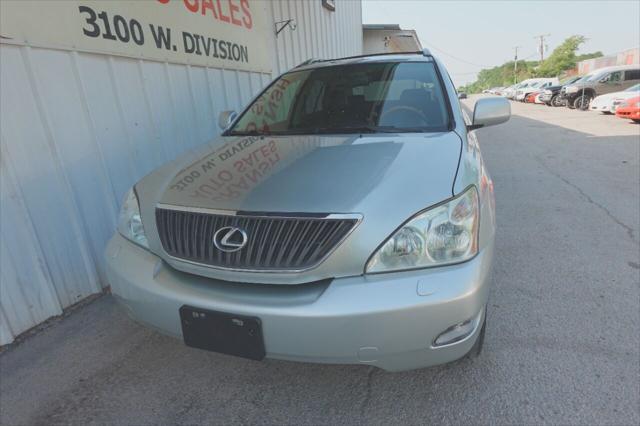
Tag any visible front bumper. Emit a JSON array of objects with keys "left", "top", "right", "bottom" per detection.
[
  {"left": 616, "top": 109, "right": 640, "bottom": 120},
  {"left": 539, "top": 93, "right": 553, "bottom": 102},
  {"left": 590, "top": 103, "right": 611, "bottom": 112},
  {"left": 105, "top": 234, "right": 493, "bottom": 372}
]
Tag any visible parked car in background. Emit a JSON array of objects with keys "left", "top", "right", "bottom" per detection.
[
  {"left": 504, "top": 80, "right": 538, "bottom": 100},
  {"left": 525, "top": 91, "right": 539, "bottom": 103},
  {"left": 105, "top": 50, "right": 511, "bottom": 372},
  {"left": 615, "top": 95, "right": 640, "bottom": 122},
  {"left": 539, "top": 76, "right": 583, "bottom": 106},
  {"left": 502, "top": 83, "right": 521, "bottom": 99},
  {"left": 590, "top": 84, "right": 640, "bottom": 114},
  {"left": 515, "top": 79, "right": 559, "bottom": 102},
  {"left": 561, "top": 65, "right": 640, "bottom": 110}
]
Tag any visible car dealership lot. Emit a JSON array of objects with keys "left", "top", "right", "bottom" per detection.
[{"left": 1, "top": 99, "right": 638, "bottom": 425}]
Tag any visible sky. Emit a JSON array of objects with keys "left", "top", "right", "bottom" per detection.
[{"left": 362, "top": 0, "right": 640, "bottom": 86}]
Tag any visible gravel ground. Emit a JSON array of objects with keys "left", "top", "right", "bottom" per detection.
[{"left": 1, "top": 98, "right": 639, "bottom": 426}]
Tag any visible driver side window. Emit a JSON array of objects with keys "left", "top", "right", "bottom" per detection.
[{"left": 606, "top": 72, "right": 622, "bottom": 83}]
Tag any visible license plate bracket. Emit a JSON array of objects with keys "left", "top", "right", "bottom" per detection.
[{"left": 179, "top": 306, "right": 265, "bottom": 361}]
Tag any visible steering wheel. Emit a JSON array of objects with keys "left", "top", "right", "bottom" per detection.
[{"left": 379, "top": 106, "right": 429, "bottom": 126}]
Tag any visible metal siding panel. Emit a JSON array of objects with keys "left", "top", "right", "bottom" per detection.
[
  {"left": 237, "top": 71, "right": 252, "bottom": 106},
  {"left": 206, "top": 67, "right": 229, "bottom": 121},
  {"left": 137, "top": 60, "right": 181, "bottom": 162},
  {"left": 1, "top": 145, "right": 62, "bottom": 343},
  {"left": 111, "top": 57, "right": 166, "bottom": 174},
  {"left": 223, "top": 69, "right": 243, "bottom": 113},
  {"left": 1, "top": 45, "right": 100, "bottom": 310},
  {"left": 0, "top": 307, "right": 15, "bottom": 346},
  {"left": 74, "top": 53, "right": 138, "bottom": 198},
  {"left": 187, "top": 65, "right": 216, "bottom": 144},
  {"left": 275, "top": 1, "right": 287, "bottom": 74},
  {"left": 28, "top": 48, "right": 117, "bottom": 285},
  {"left": 166, "top": 62, "right": 200, "bottom": 151}
]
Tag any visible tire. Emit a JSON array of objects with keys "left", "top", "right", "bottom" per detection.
[
  {"left": 551, "top": 95, "right": 563, "bottom": 107},
  {"left": 573, "top": 94, "right": 592, "bottom": 110},
  {"left": 633, "top": 119, "right": 640, "bottom": 123}
]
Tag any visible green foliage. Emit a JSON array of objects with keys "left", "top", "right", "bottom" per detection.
[
  {"left": 536, "top": 35, "right": 593, "bottom": 77},
  {"left": 460, "top": 60, "right": 538, "bottom": 94},
  {"left": 460, "top": 35, "right": 604, "bottom": 93}
]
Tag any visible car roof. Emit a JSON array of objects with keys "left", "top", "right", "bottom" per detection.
[
  {"left": 291, "top": 51, "right": 434, "bottom": 72},
  {"left": 592, "top": 64, "right": 639, "bottom": 73}
]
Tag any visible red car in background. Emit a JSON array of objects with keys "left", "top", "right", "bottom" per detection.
[
  {"left": 525, "top": 92, "right": 539, "bottom": 103},
  {"left": 615, "top": 96, "right": 640, "bottom": 123}
]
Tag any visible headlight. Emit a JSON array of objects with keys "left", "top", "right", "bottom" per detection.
[
  {"left": 117, "top": 187, "right": 148, "bottom": 248},
  {"left": 366, "top": 186, "right": 479, "bottom": 273}
]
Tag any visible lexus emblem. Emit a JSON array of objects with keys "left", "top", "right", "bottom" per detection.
[{"left": 213, "top": 226, "right": 248, "bottom": 252}]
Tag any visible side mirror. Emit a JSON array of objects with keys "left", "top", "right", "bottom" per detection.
[
  {"left": 468, "top": 97, "right": 510, "bottom": 131},
  {"left": 218, "top": 110, "right": 238, "bottom": 130},
  {"left": 458, "top": 92, "right": 468, "bottom": 100}
]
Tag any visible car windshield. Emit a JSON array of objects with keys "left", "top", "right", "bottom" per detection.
[
  {"left": 561, "top": 76, "right": 580, "bottom": 85},
  {"left": 625, "top": 84, "right": 640, "bottom": 91},
  {"left": 227, "top": 61, "right": 450, "bottom": 135},
  {"left": 586, "top": 71, "right": 607, "bottom": 82}
]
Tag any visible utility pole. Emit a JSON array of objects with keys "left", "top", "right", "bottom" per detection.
[
  {"left": 513, "top": 46, "right": 521, "bottom": 84},
  {"left": 534, "top": 34, "right": 550, "bottom": 61}
]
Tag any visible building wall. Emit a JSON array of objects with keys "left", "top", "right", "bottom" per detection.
[
  {"left": 577, "top": 47, "right": 639, "bottom": 74},
  {"left": 363, "top": 29, "right": 420, "bottom": 55},
  {"left": 0, "top": 0, "right": 362, "bottom": 345}
]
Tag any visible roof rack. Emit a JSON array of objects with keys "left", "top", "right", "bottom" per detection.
[
  {"left": 294, "top": 58, "right": 324, "bottom": 68},
  {"left": 293, "top": 50, "right": 434, "bottom": 70}
]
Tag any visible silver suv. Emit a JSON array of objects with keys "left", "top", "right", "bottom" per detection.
[{"left": 106, "top": 50, "right": 510, "bottom": 371}]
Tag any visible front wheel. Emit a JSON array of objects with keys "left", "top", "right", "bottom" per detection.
[
  {"left": 574, "top": 94, "right": 592, "bottom": 110},
  {"left": 551, "top": 95, "right": 564, "bottom": 107}
]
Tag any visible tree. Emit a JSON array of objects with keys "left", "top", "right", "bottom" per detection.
[
  {"left": 460, "top": 35, "right": 604, "bottom": 93},
  {"left": 535, "top": 35, "right": 595, "bottom": 77}
]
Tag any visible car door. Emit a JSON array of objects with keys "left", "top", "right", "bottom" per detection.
[
  {"left": 598, "top": 71, "right": 624, "bottom": 95},
  {"left": 621, "top": 69, "right": 640, "bottom": 90}
]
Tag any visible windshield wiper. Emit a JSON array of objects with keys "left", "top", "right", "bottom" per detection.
[
  {"left": 226, "top": 130, "right": 271, "bottom": 136},
  {"left": 314, "top": 125, "right": 432, "bottom": 134}
]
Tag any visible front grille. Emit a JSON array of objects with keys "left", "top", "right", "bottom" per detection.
[{"left": 156, "top": 207, "right": 359, "bottom": 271}]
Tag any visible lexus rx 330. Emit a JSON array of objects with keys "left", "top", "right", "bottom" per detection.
[{"left": 105, "top": 50, "right": 510, "bottom": 371}]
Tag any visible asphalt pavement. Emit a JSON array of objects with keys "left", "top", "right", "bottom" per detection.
[{"left": 1, "top": 98, "right": 639, "bottom": 425}]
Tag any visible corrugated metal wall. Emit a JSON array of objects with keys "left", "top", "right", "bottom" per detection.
[{"left": 0, "top": 0, "right": 363, "bottom": 345}]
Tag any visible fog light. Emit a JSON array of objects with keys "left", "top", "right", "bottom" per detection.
[{"left": 433, "top": 310, "right": 483, "bottom": 347}]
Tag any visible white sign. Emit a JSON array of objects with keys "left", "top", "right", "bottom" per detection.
[{"left": 0, "top": 0, "right": 271, "bottom": 73}]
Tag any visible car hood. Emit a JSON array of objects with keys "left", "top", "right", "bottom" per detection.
[
  {"left": 136, "top": 132, "right": 463, "bottom": 283},
  {"left": 593, "top": 91, "right": 639, "bottom": 104}
]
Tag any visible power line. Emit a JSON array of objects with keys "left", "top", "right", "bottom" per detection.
[{"left": 420, "top": 40, "right": 493, "bottom": 69}]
